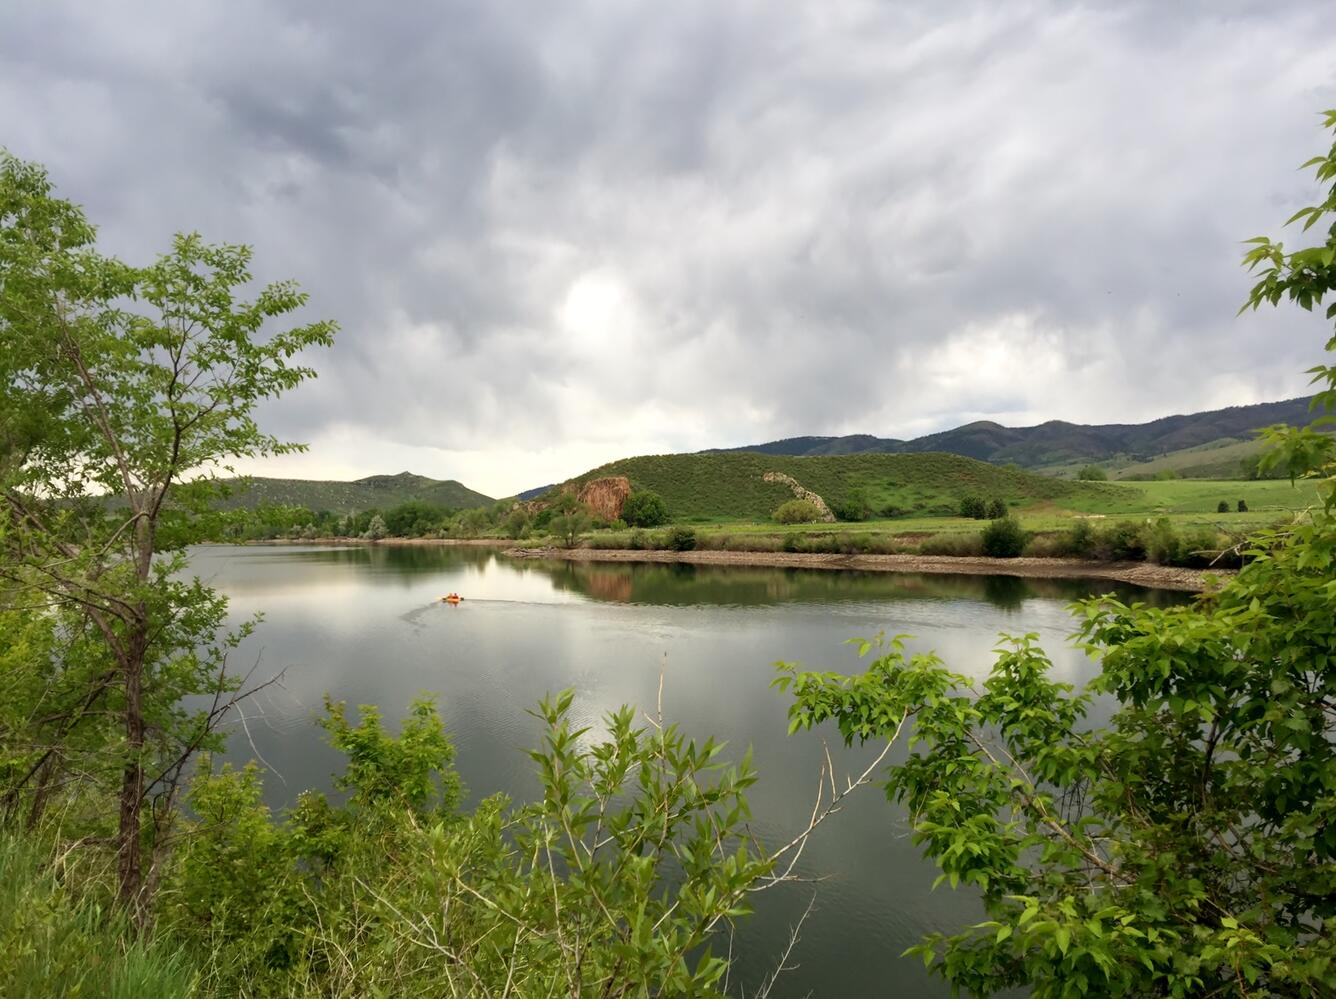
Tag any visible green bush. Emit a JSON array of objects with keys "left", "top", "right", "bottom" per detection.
[
  {"left": 959, "top": 495, "right": 987, "bottom": 519},
  {"left": 773, "top": 499, "right": 823, "bottom": 524},
  {"left": 981, "top": 517, "right": 1027, "bottom": 558},
  {"left": 1062, "top": 519, "right": 1096, "bottom": 557},
  {"left": 1238, "top": 499, "right": 1249, "bottom": 512},
  {"left": 665, "top": 526, "right": 697, "bottom": 551},
  {"left": 985, "top": 497, "right": 1008, "bottom": 519},
  {"left": 1217, "top": 500, "right": 1230, "bottom": 513},
  {"left": 622, "top": 490, "right": 668, "bottom": 528},
  {"left": 1144, "top": 517, "right": 1183, "bottom": 565},
  {"left": 1076, "top": 464, "right": 1108, "bottom": 481},
  {"left": 1098, "top": 521, "right": 1148, "bottom": 561},
  {"left": 833, "top": 489, "right": 873, "bottom": 522}
]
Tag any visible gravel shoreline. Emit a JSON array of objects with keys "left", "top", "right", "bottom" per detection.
[{"left": 503, "top": 546, "right": 1230, "bottom": 592}]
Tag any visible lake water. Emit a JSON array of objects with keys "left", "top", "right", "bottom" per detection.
[{"left": 192, "top": 544, "right": 1184, "bottom": 998}]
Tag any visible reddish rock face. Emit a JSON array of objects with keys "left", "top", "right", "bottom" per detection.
[{"left": 572, "top": 475, "right": 632, "bottom": 521}]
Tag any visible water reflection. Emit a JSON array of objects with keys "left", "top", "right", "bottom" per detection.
[
  {"left": 189, "top": 544, "right": 1188, "bottom": 999},
  {"left": 520, "top": 556, "right": 1184, "bottom": 610}
]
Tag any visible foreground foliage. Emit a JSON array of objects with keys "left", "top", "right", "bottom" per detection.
[
  {"left": 167, "top": 693, "right": 771, "bottom": 997},
  {"left": 776, "top": 111, "right": 1336, "bottom": 998}
]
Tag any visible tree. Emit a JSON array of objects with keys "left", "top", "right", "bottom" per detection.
[
  {"left": 622, "top": 489, "right": 668, "bottom": 527},
  {"left": 550, "top": 511, "right": 592, "bottom": 548},
  {"left": 502, "top": 506, "right": 531, "bottom": 539},
  {"left": 1217, "top": 499, "right": 1230, "bottom": 513},
  {"left": 980, "top": 516, "right": 1027, "bottom": 557},
  {"left": 777, "top": 113, "right": 1336, "bottom": 997},
  {"left": 960, "top": 495, "right": 987, "bottom": 519},
  {"left": 0, "top": 152, "right": 335, "bottom": 912},
  {"left": 363, "top": 514, "right": 388, "bottom": 541},
  {"left": 1238, "top": 498, "right": 1249, "bottom": 513},
  {"left": 383, "top": 500, "right": 447, "bottom": 537},
  {"left": 1076, "top": 464, "right": 1107, "bottom": 481},
  {"left": 985, "top": 497, "right": 1008, "bottom": 519}
]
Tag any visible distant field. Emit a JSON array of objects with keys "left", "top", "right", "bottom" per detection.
[{"left": 684, "top": 480, "right": 1319, "bottom": 542}]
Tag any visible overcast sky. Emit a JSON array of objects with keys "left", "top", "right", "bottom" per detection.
[{"left": 4, "top": 1, "right": 1335, "bottom": 497}]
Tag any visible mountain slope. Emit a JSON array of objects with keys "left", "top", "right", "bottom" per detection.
[
  {"left": 215, "top": 472, "right": 494, "bottom": 513},
  {"left": 720, "top": 397, "right": 1317, "bottom": 469},
  {"left": 568, "top": 451, "right": 1128, "bottom": 521}
]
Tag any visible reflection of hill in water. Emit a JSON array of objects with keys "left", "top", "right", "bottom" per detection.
[{"left": 523, "top": 560, "right": 1188, "bottom": 610}]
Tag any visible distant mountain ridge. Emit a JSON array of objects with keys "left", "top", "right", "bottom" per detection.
[
  {"left": 215, "top": 471, "right": 494, "bottom": 513},
  {"left": 717, "top": 397, "right": 1317, "bottom": 469}
]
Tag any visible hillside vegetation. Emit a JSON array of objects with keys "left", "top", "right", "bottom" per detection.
[
  {"left": 723, "top": 396, "right": 1315, "bottom": 470},
  {"left": 569, "top": 451, "right": 1126, "bottom": 521},
  {"left": 214, "top": 472, "right": 493, "bottom": 513}
]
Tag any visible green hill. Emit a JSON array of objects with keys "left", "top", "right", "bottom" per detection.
[
  {"left": 568, "top": 452, "right": 1128, "bottom": 522},
  {"left": 215, "top": 472, "right": 494, "bottom": 513}
]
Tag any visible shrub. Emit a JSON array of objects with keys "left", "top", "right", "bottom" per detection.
[
  {"left": 665, "top": 526, "right": 696, "bottom": 551},
  {"left": 1144, "top": 518, "right": 1183, "bottom": 565},
  {"left": 773, "top": 499, "right": 822, "bottom": 524},
  {"left": 1238, "top": 499, "right": 1249, "bottom": 512},
  {"left": 981, "top": 517, "right": 1027, "bottom": 558},
  {"left": 918, "top": 533, "right": 985, "bottom": 557},
  {"left": 1076, "top": 464, "right": 1108, "bottom": 481},
  {"left": 622, "top": 490, "right": 668, "bottom": 528},
  {"left": 628, "top": 528, "right": 650, "bottom": 550},
  {"left": 985, "top": 497, "right": 1008, "bottom": 519},
  {"left": 363, "top": 514, "right": 388, "bottom": 541},
  {"left": 1098, "top": 521, "right": 1148, "bottom": 561},
  {"left": 1022, "top": 534, "right": 1065, "bottom": 558},
  {"left": 959, "top": 495, "right": 987, "bottom": 519},
  {"left": 833, "top": 489, "right": 873, "bottom": 522},
  {"left": 1062, "top": 519, "right": 1096, "bottom": 557},
  {"left": 1217, "top": 500, "right": 1230, "bottom": 513}
]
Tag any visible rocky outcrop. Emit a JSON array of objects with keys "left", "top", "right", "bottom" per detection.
[
  {"left": 556, "top": 475, "right": 632, "bottom": 521},
  {"left": 762, "top": 471, "right": 836, "bottom": 522}
]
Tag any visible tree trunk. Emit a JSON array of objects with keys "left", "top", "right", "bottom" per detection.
[{"left": 116, "top": 621, "right": 147, "bottom": 915}]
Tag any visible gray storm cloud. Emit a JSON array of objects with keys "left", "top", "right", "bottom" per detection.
[{"left": 2, "top": 0, "right": 1334, "bottom": 495}]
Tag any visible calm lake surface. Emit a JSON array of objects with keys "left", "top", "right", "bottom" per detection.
[{"left": 193, "top": 544, "right": 1185, "bottom": 998}]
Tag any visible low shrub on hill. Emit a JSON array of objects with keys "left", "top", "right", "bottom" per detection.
[{"left": 773, "top": 499, "right": 823, "bottom": 524}]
